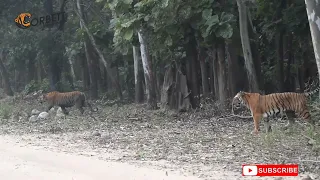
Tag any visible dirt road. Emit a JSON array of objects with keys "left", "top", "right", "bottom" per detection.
[
  {"left": 0, "top": 135, "right": 317, "bottom": 180},
  {"left": 0, "top": 136, "right": 201, "bottom": 180}
]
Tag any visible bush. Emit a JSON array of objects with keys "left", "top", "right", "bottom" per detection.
[{"left": 0, "top": 104, "right": 12, "bottom": 119}]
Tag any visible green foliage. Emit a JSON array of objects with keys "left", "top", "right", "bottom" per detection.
[
  {"left": 24, "top": 79, "right": 50, "bottom": 94},
  {"left": 56, "top": 80, "right": 73, "bottom": 92}
]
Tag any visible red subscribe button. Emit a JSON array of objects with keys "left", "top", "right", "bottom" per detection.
[{"left": 242, "top": 164, "right": 299, "bottom": 176}]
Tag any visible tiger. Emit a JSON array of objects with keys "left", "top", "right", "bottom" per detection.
[
  {"left": 233, "top": 86, "right": 320, "bottom": 135},
  {"left": 39, "top": 91, "right": 98, "bottom": 115}
]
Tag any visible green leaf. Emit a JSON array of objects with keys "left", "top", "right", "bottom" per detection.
[
  {"left": 202, "top": 9, "right": 212, "bottom": 20},
  {"left": 121, "top": 18, "right": 138, "bottom": 28},
  {"left": 124, "top": 28, "right": 134, "bottom": 40},
  {"left": 220, "top": 12, "right": 235, "bottom": 23},
  {"left": 215, "top": 24, "right": 233, "bottom": 39},
  {"left": 206, "top": 15, "right": 219, "bottom": 26}
]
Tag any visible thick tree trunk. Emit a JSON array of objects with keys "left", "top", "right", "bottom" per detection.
[
  {"left": 67, "top": 54, "right": 76, "bottom": 87},
  {"left": 236, "top": 0, "right": 259, "bottom": 92},
  {"left": 211, "top": 47, "right": 219, "bottom": 99},
  {"left": 83, "top": 42, "right": 98, "bottom": 98},
  {"left": 75, "top": 1, "right": 123, "bottom": 100},
  {"left": 208, "top": 59, "right": 215, "bottom": 95},
  {"left": 247, "top": 9, "right": 262, "bottom": 90},
  {"left": 185, "top": 32, "right": 200, "bottom": 108},
  {"left": 199, "top": 47, "right": 210, "bottom": 98},
  {"left": 133, "top": 46, "right": 144, "bottom": 103},
  {"left": 137, "top": 30, "right": 157, "bottom": 109},
  {"left": 81, "top": 54, "right": 90, "bottom": 91},
  {"left": 276, "top": 32, "right": 285, "bottom": 92},
  {"left": 77, "top": 0, "right": 98, "bottom": 99},
  {"left": 216, "top": 42, "right": 228, "bottom": 104},
  {"left": 36, "top": 59, "right": 43, "bottom": 83},
  {"left": 161, "top": 65, "right": 191, "bottom": 111},
  {"left": 48, "top": 56, "right": 61, "bottom": 91},
  {"left": 226, "top": 42, "right": 239, "bottom": 96},
  {"left": 284, "top": 34, "right": 295, "bottom": 91},
  {"left": 27, "top": 57, "right": 36, "bottom": 83},
  {"left": 45, "top": 0, "right": 64, "bottom": 91},
  {"left": 305, "top": 0, "right": 320, "bottom": 86},
  {"left": 0, "top": 51, "right": 13, "bottom": 96}
]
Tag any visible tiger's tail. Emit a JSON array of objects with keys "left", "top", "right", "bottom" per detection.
[{"left": 304, "top": 86, "right": 320, "bottom": 97}]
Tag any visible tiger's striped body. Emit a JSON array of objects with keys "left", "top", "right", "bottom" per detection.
[
  {"left": 233, "top": 87, "right": 319, "bottom": 134},
  {"left": 39, "top": 91, "right": 97, "bottom": 115}
]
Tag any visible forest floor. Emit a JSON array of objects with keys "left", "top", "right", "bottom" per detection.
[{"left": 0, "top": 93, "right": 319, "bottom": 180}]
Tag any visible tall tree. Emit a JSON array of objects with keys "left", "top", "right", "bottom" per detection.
[
  {"left": 0, "top": 50, "right": 13, "bottom": 96},
  {"left": 305, "top": 0, "right": 320, "bottom": 85},
  {"left": 138, "top": 30, "right": 157, "bottom": 109},
  {"left": 236, "top": 0, "right": 259, "bottom": 92},
  {"left": 77, "top": 0, "right": 98, "bottom": 99},
  {"left": 133, "top": 46, "right": 144, "bottom": 103}
]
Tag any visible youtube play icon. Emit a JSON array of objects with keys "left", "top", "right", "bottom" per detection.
[{"left": 242, "top": 165, "right": 258, "bottom": 176}]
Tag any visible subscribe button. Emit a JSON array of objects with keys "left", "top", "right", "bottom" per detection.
[{"left": 242, "top": 164, "right": 299, "bottom": 176}]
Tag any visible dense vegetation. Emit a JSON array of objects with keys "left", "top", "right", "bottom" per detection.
[{"left": 0, "top": 0, "right": 319, "bottom": 110}]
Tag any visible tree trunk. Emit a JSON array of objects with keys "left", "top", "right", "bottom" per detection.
[
  {"left": 67, "top": 54, "right": 76, "bottom": 86},
  {"left": 83, "top": 42, "right": 98, "bottom": 98},
  {"left": 0, "top": 51, "right": 13, "bottom": 96},
  {"left": 276, "top": 32, "right": 285, "bottom": 92},
  {"left": 305, "top": 0, "right": 320, "bottom": 87},
  {"left": 137, "top": 30, "right": 157, "bottom": 109},
  {"left": 236, "top": 0, "right": 259, "bottom": 92},
  {"left": 208, "top": 59, "right": 215, "bottom": 95},
  {"left": 77, "top": 0, "right": 98, "bottom": 99},
  {"left": 75, "top": 1, "right": 123, "bottom": 100},
  {"left": 199, "top": 47, "right": 210, "bottom": 98},
  {"left": 81, "top": 53, "right": 90, "bottom": 91},
  {"left": 27, "top": 57, "right": 36, "bottom": 83},
  {"left": 185, "top": 32, "right": 200, "bottom": 108},
  {"left": 247, "top": 8, "right": 262, "bottom": 90},
  {"left": 217, "top": 42, "right": 228, "bottom": 104},
  {"left": 284, "top": 34, "right": 295, "bottom": 92},
  {"left": 133, "top": 46, "right": 144, "bottom": 103},
  {"left": 36, "top": 58, "right": 43, "bottom": 83},
  {"left": 226, "top": 42, "right": 239, "bottom": 96},
  {"left": 211, "top": 47, "right": 219, "bottom": 99},
  {"left": 45, "top": 0, "right": 64, "bottom": 91}
]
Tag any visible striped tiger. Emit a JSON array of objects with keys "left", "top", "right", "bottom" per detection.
[
  {"left": 39, "top": 91, "right": 98, "bottom": 115},
  {"left": 233, "top": 87, "right": 320, "bottom": 135}
]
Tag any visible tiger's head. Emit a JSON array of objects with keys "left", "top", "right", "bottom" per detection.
[
  {"left": 37, "top": 90, "right": 47, "bottom": 104},
  {"left": 233, "top": 91, "right": 248, "bottom": 109}
]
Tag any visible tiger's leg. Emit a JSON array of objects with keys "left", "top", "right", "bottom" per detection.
[
  {"left": 75, "top": 100, "right": 85, "bottom": 114},
  {"left": 60, "top": 106, "right": 69, "bottom": 115},
  {"left": 263, "top": 117, "right": 272, "bottom": 133},
  {"left": 47, "top": 105, "right": 54, "bottom": 112},
  {"left": 79, "top": 107, "right": 84, "bottom": 114},
  {"left": 283, "top": 110, "right": 295, "bottom": 130},
  {"left": 252, "top": 114, "right": 262, "bottom": 135},
  {"left": 299, "top": 107, "right": 315, "bottom": 126}
]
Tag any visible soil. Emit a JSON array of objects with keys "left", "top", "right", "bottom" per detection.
[{"left": 0, "top": 94, "right": 319, "bottom": 180}]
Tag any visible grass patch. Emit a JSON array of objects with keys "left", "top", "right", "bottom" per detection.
[{"left": 0, "top": 104, "right": 12, "bottom": 119}]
